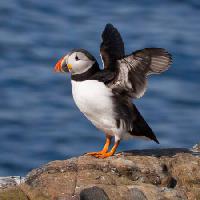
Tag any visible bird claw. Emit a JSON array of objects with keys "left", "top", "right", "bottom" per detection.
[
  {"left": 85, "top": 151, "right": 113, "bottom": 158},
  {"left": 85, "top": 151, "right": 105, "bottom": 156},
  {"left": 93, "top": 152, "right": 113, "bottom": 159}
]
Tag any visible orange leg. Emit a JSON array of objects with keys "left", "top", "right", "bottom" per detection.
[
  {"left": 86, "top": 136, "right": 111, "bottom": 156},
  {"left": 95, "top": 140, "right": 120, "bottom": 159}
]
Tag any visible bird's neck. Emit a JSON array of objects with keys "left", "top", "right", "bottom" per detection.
[{"left": 71, "top": 62, "right": 100, "bottom": 82}]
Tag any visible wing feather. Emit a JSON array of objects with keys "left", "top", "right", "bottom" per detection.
[
  {"left": 100, "top": 24, "right": 125, "bottom": 69},
  {"left": 111, "top": 48, "right": 172, "bottom": 98},
  {"left": 99, "top": 24, "right": 172, "bottom": 99}
]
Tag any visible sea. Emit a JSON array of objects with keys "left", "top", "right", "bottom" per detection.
[{"left": 0, "top": 0, "right": 200, "bottom": 176}]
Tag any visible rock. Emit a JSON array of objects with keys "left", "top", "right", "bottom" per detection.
[
  {"left": 0, "top": 176, "right": 24, "bottom": 189},
  {"left": 1, "top": 147, "right": 200, "bottom": 200},
  {"left": 192, "top": 143, "right": 200, "bottom": 153},
  {"left": 0, "top": 176, "right": 28, "bottom": 200},
  {"left": 128, "top": 188, "right": 148, "bottom": 200},
  {"left": 0, "top": 187, "right": 29, "bottom": 200},
  {"left": 80, "top": 186, "right": 109, "bottom": 200}
]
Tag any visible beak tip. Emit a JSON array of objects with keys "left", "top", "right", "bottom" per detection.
[{"left": 54, "top": 57, "right": 64, "bottom": 73}]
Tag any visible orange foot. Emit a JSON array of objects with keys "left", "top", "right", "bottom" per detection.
[
  {"left": 93, "top": 141, "right": 120, "bottom": 159},
  {"left": 86, "top": 151, "right": 106, "bottom": 156},
  {"left": 86, "top": 136, "right": 111, "bottom": 157},
  {"left": 94, "top": 151, "right": 114, "bottom": 158}
]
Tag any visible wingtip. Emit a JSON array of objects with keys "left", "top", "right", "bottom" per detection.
[
  {"left": 105, "top": 23, "right": 114, "bottom": 27},
  {"left": 155, "top": 138, "right": 160, "bottom": 144},
  {"left": 104, "top": 23, "right": 115, "bottom": 31}
]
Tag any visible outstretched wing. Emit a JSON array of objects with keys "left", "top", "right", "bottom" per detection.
[
  {"left": 100, "top": 23, "right": 125, "bottom": 69},
  {"left": 100, "top": 24, "right": 172, "bottom": 98},
  {"left": 111, "top": 48, "right": 172, "bottom": 98}
]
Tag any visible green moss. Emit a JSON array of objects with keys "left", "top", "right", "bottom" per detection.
[{"left": 0, "top": 187, "right": 28, "bottom": 200}]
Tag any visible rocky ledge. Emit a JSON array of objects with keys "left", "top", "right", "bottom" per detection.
[{"left": 0, "top": 145, "right": 200, "bottom": 200}]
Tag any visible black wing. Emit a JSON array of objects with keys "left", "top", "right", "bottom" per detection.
[
  {"left": 100, "top": 24, "right": 172, "bottom": 98},
  {"left": 111, "top": 48, "right": 172, "bottom": 98},
  {"left": 100, "top": 24, "right": 125, "bottom": 69}
]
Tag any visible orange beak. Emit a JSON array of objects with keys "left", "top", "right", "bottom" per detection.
[{"left": 54, "top": 57, "right": 64, "bottom": 72}]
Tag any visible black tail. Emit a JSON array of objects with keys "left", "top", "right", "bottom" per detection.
[{"left": 130, "top": 104, "right": 159, "bottom": 144}]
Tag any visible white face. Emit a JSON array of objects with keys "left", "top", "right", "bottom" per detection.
[{"left": 65, "top": 52, "right": 95, "bottom": 75}]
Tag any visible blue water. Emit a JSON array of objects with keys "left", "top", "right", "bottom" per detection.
[{"left": 0, "top": 0, "right": 200, "bottom": 176}]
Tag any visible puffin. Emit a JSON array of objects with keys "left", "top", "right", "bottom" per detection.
[{"left": 54, "top": 24, "right": 172, "bottom": 158}]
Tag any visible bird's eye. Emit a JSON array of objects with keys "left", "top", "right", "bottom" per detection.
[{"left": 75, "top": 55, "right": 79, "bottom": 61}]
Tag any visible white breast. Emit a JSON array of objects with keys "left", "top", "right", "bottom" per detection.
[{"left": 71, "top": 80, "right": 116, "bottom": 133}]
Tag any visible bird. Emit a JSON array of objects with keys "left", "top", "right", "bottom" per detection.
[{"left": 54, "top": 23, "right": 172, "bottom": 158}]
